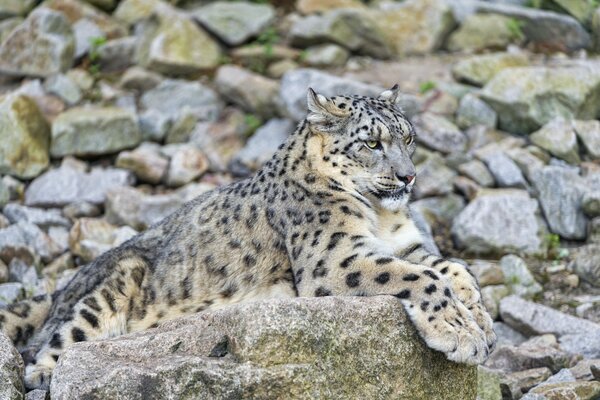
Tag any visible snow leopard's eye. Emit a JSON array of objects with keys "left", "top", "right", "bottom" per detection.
[{"left": 365, "top": 140, "right": 382, "bottom": 150}]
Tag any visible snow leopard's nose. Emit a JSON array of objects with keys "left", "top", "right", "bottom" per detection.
[{"left": 396, "top": 173, "right": 415, "bottom": 185}]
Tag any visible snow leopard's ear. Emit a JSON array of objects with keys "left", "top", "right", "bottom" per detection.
[
  {"left": 306, "top": 88, "right": 349, "bottom": 130},
  {"left": 378, "top": 84, "right": 400, "bottom": 105}
]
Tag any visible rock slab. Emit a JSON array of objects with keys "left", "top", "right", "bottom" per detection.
[
  {"left": 0, "top": 331, "right": 23, "bottom": 400},
  {"left": 50, "top": 297, "right": 476, "bottom": 399}
]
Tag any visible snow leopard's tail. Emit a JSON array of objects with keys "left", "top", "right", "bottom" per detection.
[{"left": 0, "top": 294, "right": 52, "bottom": 348}]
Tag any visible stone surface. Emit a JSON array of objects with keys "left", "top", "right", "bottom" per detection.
[
  {"left": 530, "top": 119, "right": 580, "bottom": 165},
  {"left": 214, "top": 65, "right": 280, "bottom": 118},
  {"left": 304, "top": 44, "right": 349, "bottom": 67},
  {"left": 532, "top": 166, "right": 588, "bottom": 240},
  {"left": 452, "top": 189, "right": 546, "bottom": 256},
  {"left": 230, "top": 119, "right": 294, "bottom": 176},
  {"left": 0, "top": 331, "right": 24, "bottom": 400},
  {"left": 501, "top": 367, "right": 552, "bottom": 399},
  {"left": 481, "top": 65, "right": 600, "bottom": 134},
  {"left": 494, "top": 321, "right": 527, "bottom": 347},
  {"left": 115, "top": 142, "right": 168, "bottom": 184},
  {"left": 458, "top": 160, "right": 495, "bottom": 187},
  {"left": 375, "top": 0, "right": 456, "bottom": 57},
  {"left": 572, "top": 244, "right": 600, "bottom": 287},
  {"left": 480, "top": 151, "right": 526, "bottom": 188},
  {"left": 51, "top": 107, "right": 142, "bottom": 157},
  {"left": 413, "top": 113, "right": 466, "bottom": 154},
  {"left": 296, "top": 0, "right": 366, "bottom": 14},
  {"left": 413, "top": 153, "right": 456, "bottom": 199},
  {"left": 105, "top": 184, "right": 213, "bottom": 230},
  {"left": 163, "top": 144, "right": 209, "bottom": 187},
  {"left": 0, "top": 0, "right": 35, "bottom": 18},
  {"left": 25, "top": 160, "right": 134, "bottom": 207},
  {"left": 456, "top": 93, "right": 497, "bottom": 129},
  {"left": 289, "top": 9, "right": 392, "bottom": 59},
  {"left": 573, "top": 119, "right": 600, "bottom": 159},
  {"left": 0, "top": 8, "right": 75, "bottom": 77},
  {"left": 0, "top": 93, "right": 50, "bottom": 179},
  {"left": 451, "top": 52, "right": 529, "bottom": 87},
  {"left": 136, "top": 11, "right": 221, "bottom": 75},
  {"left": 485, "top": 336, "right": 572, "bottom": 374},
  {"left": 477, "top": 366, "right": 503, "bottom": 400},
  {"left": 69, "top": 218, "right": 137, "bottom": 262},
  {"left": 192, "top": 1, "right": 275, "bottom": 46},
  {"left": 3, "top": 203, "right": 70, "bottom": 229},
  {"left": 499, "top": 255, "right": 542, "bottom": 298},
  {"left": 0, "top": 282, "right": 23, "bottom": 307},
  {"left": 0, "top": 221, "right": 63, "bottom": 263},
  {"left": 527, "top": 381, "right": 600, "bottom": 399},
  {"left": 50, "top": 297, "right": 477, "bottom": 400},
  {"left": 446, "top": 14, "right": 521, "bottom": 52}
]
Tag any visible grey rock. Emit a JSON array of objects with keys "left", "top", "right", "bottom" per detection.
[
  {"left": 0, "top": 0, "right": 34, "bottom": 18},
  {"left": 485, "top": 341, "right": 572, "bottom": 374},
  {"left": 0, "top": 282, "right": 23, "bottom": 307},
  {"left": 480, "top": 151, "right": 527, "bottom": 188},
  {"left": 25, "top": 161, "right": 134, "bottom": 207},
  {"left": 119, "top": 66, "right": 162, "bottom": 92},
  {"left": 0, "top": 182, "right": 9, "bottom": 209},
  {"left": 71, "top": 18, "right": 104, "bottom": 59},
  {"left": 48, "top": 226, "right": 69, "bottom": 254},
  {"left": 44, "top": 74, "right": 82, "bottom": 106},
  {"left": 505, "top": 147, "right": 547, "bottom": 182},
  {"left": 446, "top": 13, "right": 521, "bottom": 52},
  {"left": 0, "top": 221, "right": 63, "bottom": 263},
  {"left": 588, "top": 217, "right": 600, "bottom": 242},
  {"left": 0, "top": 18, "right": 22, "bottom": 44},
  {"left": 525, "top": 380, "right": 600, "bottom": 399},
  {"left": 3, "top": 203, "right": 70, "bottom": 229},
  {"left": 214, "top": 65, "right": 280, "bottom": 118},
  {"left": 115, "top": 142, "right": 168, "bottom": 185},
  {"left": 569, "top": 358, "right": 600, "bottom": 381},
  {"left": 62, "top": 201, "right": 100, "bottom": 219},
  {"left": 105, "top": 184, "right": 213, "bottom": 230},
  {"left": 26, "top": 389, "right": 48, "bottom": 400},
  {"left": 413, "top": 113, "right": 467, "bottom": 154},
  {"left": 572, "top": 244, "right": 600, "bottom": 287},
  {"left": 410, "top": 194, "right": 466, "bottom": 226},
  {"left": 97, "top": 36, "right": 137, "bottom": 72},
  {"left": 532, "top": 166, "right": 588, "bottom": 240},
  {"left": 69, "top": 218, "right": 137, "bottom": 262},
  {"left": 477, "top": 365, "right": 503, "bottom": 400},
  {"left": 138, "top": 110, "right": 171, "bottom": 143},
  {"left": 452, "top": 51, "right": 529, "bottom": 87},
  {"left": 573, "top": 119, "right": 600, "bottom": 159},
  {"left": 475, "top": 2, "right": 591, "bottom": 51},
  {"left": 413, "top": 153, "right": 456, "bottom": 199},
  {"left": 50, "top": 297, "right": 477, "bottom": 400},
  {"left": 163, "top": 144, "right": 209, "bottom": 187},
  {"left": 0, "top": 93, "right": 51, "bottom": 179},
  {"left": 0, "top": 8, "right": 75, "bottom": 77},
  {"left": 456, "top": 93, "right": 497, "bottom": 129},
  {"left": 536, "top": 368, "right": 575, "bottom": 388},
  {"left": 452, "top": 189, "right": 546, "bottom": 256},
  {"left": 141, "top": 79, "right": 223, "bottom": 123},
  {"left": 530, "top": 119, "right": 580, "bottom": 165},
  {"left": 481, "top": 65, "right": 600, "bottom": 134},
  {"left": 289, "top": 8, "right": 392, "bottom": 59},
  {"left": 501, "top": 367, "right": 552, "bottom": 399},
  {"left": 0, "top": 331, "right": 24, "bottom": 400},
  {"left": 230, "top": 119, "right": 294, "bottom": 176},
  {"left": 481, "top": 284, "right": 510, "bottom": 320},
  {"left": 51, "top": 107, "right": 141, "bottom": 157},
  {"left": 8, "top": 258, "right": 38, "bottom": 289},
  {"left": 279, "top": 69, "right": 419, "bottom": 121},
  {"left": 0, "top": 259, "right": 7, "bottom": 283},
  {"left": 583, "top": 190, "right": 600, "bottom": 217},
  {"left": 458, "top": 159, "right": 495, "bottom": 187},
  {"left": 499, "top": 254, "right": 542, "bottom": 298},
  {"left": 469, "top": 260, "right": 504, "bottom": 287},
  {"left": 192, "top": 1, "right": 275, "bottom": 46},
  {"left": 304, "top": 44, "right": 349, "bottom": 67},
  {"left": 493, "top": 321, "right": 527, "bottom": 347}
]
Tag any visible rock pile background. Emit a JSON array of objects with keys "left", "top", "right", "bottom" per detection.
[{"left": 0, "top": 0, "right": 600, "bottom": 399}]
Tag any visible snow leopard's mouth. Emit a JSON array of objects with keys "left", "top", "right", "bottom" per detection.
[{"left": 376, "top": 187, "right": 410, "bottom": 199}]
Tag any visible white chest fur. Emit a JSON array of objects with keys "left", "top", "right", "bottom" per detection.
[{"left": 371, "top": 208, "right": 423, "bottom": 256}]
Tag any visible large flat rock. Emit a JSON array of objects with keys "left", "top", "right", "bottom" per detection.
[{"left": 51, "top": 297, "right": 477, "bottom": 400}]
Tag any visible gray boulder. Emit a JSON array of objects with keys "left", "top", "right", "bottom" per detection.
[
  {"left": 50, "top": 297, "right": 477, "bottom": 399},
  {"left": 3, "top": 204, "right": 70, "bottom": 229},
  {"left": 0, "top": 331, "right": 23, "bottom": 400},
  {"left": 452, "top": 189, "right": 546, "bottom": 256},
  {"left": 0, "top": 220, "right": 63, "bottom": 263},
  {"left": 530, "top": 119, "right": 580, "bottom": 165},
  {"left": 413, "top": 113, "right": 467, "bottom": 154},
  {"left": 571, "top": 244, "right": 600, "bottom": 287},
  {"left": 573, "top": 119, "right": 600, "bottom": 159},
  {"left": 0, "top": 8, "right": 74, "bottom": 77},
  {"left": 456, "top": 93, "right": 497, "bottom": 129},
  {"left": 192, "top": 1, "right": 275, "bottom": 46}
]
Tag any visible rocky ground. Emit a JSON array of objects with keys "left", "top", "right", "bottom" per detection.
[{"left": 0, "top": 0, "right": 600, "bottom": 399}]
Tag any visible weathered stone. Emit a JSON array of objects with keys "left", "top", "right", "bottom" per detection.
[
  {"left": 375, "top": 0, "right": 456, "bottom": 57},
  {"left": 469, "top": 260, "right": 504, "bottom": 287},
  {"left": 532, "top": 166, "right": 588, "bottom": 240},
  {"left": 527, "top": 381, "right": 600, "bottom": 399},
  {"left": 452, "top": 189, "right": 546, "bottom": 256},
  {"left": 0, "top": 8, "right": 75, "bottom": 77},
  {"left": 136, "top": 11, "right": 221, "bottom": 75},
  {"left": 8, "top": 258, "right": 39, "bottom": 290},
  {"left": 477, "top": 366, "right": 503, "bottom": 400},
  {"left": 51, "top": 107, "right": 141, "bottom": 157},
  {"left": 192, "top": 1, "right": 275, "bottom": 46},
  {"left": 0, "top": 331, "right": 24, "bottom": 400},
  {"left": 458, "top": 160, "right": 495, "bottom": 187},
  {"left": 44, "top": 0, "right": 126, "bottom": 40},
  {"left": 530, "top": 119, "right": 580, "bottom": 165},
  {"left": 115, "top": 142, "right": 168, "bottom": 184},
  {"left": 3, "top": 203, "right": 69, "bottom": 229},
  {"left": 113, "top": 0, "right": 164, "bottom": 25},
  {"left": 25, "top": 160, "right": 133, "bottom": 207},
  {"left": 0, "top": 221, "right": 63, "bottom": 264},
  {"left": 69, "top": 218, "right": 137, "bottom": 262},
  {"left": 500, "top": 255, "right": 542, "bottom": 298},
  {"left": 494, "top": 321, "right": 527, "bottom": 347},
  {"left": 475, "top": 2, "right": 591, "bottom": 51},
  {"left": 25, "top": 389, "right": 48, "bottom": 400},
  {"left": 119, "top": 66, "right": 162, "bottom": 92},
  {"left": 583, "top": 190, "right": 600, "bottom": 217},
  {"left": 0, "top": 93, "right": 50, "bottom": 179},
  {"left": 214, "top": 65, "right": 280, "bottom": 118},
  {"left": 50, "top": 297, "right": 477, "bottom": 399},
  {"left": 97, "top": 36, "right": 137, "bottom": 72},
  {"left": 456, "top": 93, "right": 497, "bottom": 129},
  {"left": 289, "top": 9, "right": 392, "bottom": 59},
  {"left": 550, "top": 0, "right": 595, "bottom": 25},
  {"left": 572, "top": 244, "right": 600, "bottom": 287},
  {"left": 230, "top": 119, "right": 294, "bottom": 177},
  {"left": 481, "top": 284, "right": 510, "bottom": 320},
  {"left": 410, "top": 194, "right": 465, "bottom": 226},
  {"left": 0, "top": 0, "right": 35, "bottom": 18},
  {"left": 572, "top": 119, "right": 600, "bottom": 159},
  {"left": 304, "top": 44, "right": 349, "bottom": 67},
  {"left": 505, "top": 147, "right": 547, "bottom": 181},
  {"left": 452, "top": 52, "right": 529, "bottom": 87},
  {"left": 413, "top": 113, "right": 466, "bottom": 154},
  {"left": 0, "top": 17, "right": 22, "bottom": 43},
  {"left": 447, "top": 14, "right": 522, "bottom": 52},
  {"left": 501, "top": 367, "right": 552, "bottom": 399},
  {"left": 481, "top": 65, "right": 600, "bottom": 134},
  {"left": 163, "top": 144, "right": 209, "bottom": 187},
  {"left": 480, "top": 151, "right": 527, "bottom": 188},
  {"left": 413, "top": 154, "right": 456, "bottom": 199},
  {"left": 296, "top": 0, "right": 366, "bottom": 14},
  {"left": 105, "top": 184, "right": 213, "bottom": 230},
  {"left": 0, "top": 282, "right": 23, "bottom": 307},
  {"left": 44, "top": 74, "right": 82, "bottom": 106},
  {"left": 485, "top": 341, "right": 572, "bottom": 374},
  {"left": 569, "top": 358, "right": 600, "bottom": 381}
]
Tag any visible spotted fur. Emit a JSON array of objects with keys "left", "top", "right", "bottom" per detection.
[{"left": 0, "top": 86, "right": 495, "bottom": 390}]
